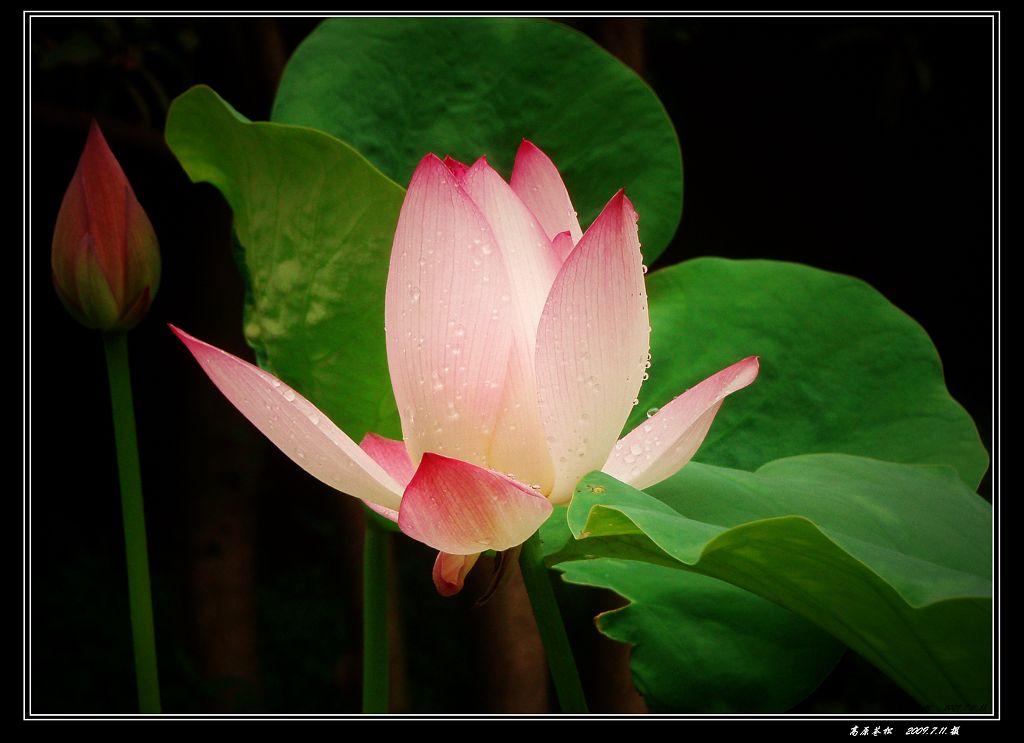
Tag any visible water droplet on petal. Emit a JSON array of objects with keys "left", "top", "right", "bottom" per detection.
[
  {"left": 646, "top": 407, "right": 660, "bottom": 418},
  {"left": 282, "top": 389, "right": 296, "bottom": 402}
]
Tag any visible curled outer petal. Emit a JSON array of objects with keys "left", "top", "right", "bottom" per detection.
[
  {"left": 172, "top": 325, "right": 403, "bottom": 512},
  {"left": 603, "top": 356, "right": 760, "bottom": 490}
]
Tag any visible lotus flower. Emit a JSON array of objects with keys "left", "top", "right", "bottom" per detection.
[
  {"left": 52, "top": 121, "right": 161, "bottom": 331},
  {"left": 173, "top": 141, "right": 758, "bottom": 595}
]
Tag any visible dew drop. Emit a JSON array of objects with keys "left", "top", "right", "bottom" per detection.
[
  {"left": 646, "top": 407, "right": 660, "bottom": 418},
  {"left": 629, "top": 443, "right": 643, "bottom": 456},
  {"left": 282, "top": 389, "right": 296, "bottom": 402},
  {"left": 641, "top": 264, "right": 648, "bottom": 274},
  {"left": 409, "top": 286, "right": 421, "bottom": 303},
  {"left": 631, "top": 398, "right": 639, "bottom": 407},
  {"left": 480, "top": 242, "right": 493, "bottom": 255}
]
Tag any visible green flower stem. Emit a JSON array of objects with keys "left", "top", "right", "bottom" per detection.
[
  {"left": 520, "top": 531, "right": 588, "bottom": 713},
  {"left": 362, "top": 518, "right": 389, "bottom": 713},
  {"left": 102, "top": 331, "right": 161, "bottom": 713}
]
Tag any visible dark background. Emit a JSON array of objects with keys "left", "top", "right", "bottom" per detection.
[{"left": 28, "top": 15, "right": 995, "bottom": 714}]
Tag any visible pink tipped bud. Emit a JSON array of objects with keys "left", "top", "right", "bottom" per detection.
[{"left": 51, "top": 121, "right": 160, "bottom": 331}]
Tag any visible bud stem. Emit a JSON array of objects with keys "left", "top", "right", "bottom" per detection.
[
  {"left": 362, "top": 517, "right": 390, "bottom": 713},
  {"left": 102, "top": 331, "right": 161, "bottom": 713},
  {"left": 519, "top": 531, "right": 588, "bottom": 713}
]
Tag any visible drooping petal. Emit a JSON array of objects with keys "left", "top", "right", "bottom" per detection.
[
  {"left": 397, "top": 453, "right": 552, "bottom": 555},
  {"left": 172, "top": 326, "right": 403, "bottom": 511},
  {"left": 510, "top": 140, "right": 583, "bottom": 248},
  {"left": 433, "top": 551, "right": 481, "bottom": 596},
  {"left": 385, "top": 154, "right": 514, "bottom": 469},
  {"left": 535, "top": 191, "right": 650, "bottom": 503},
  {"left": 460, "top": 157, "right": 561, "bottom": 490},
  {"left": 603, "top": 356, "right": 760, "bottom": 490}
]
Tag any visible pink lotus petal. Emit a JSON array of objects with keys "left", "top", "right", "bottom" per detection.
[
  {"left": 535, "top": 191, "right": 650, "bottom": 503},
  {"left": 551, "top": 230, "right": 575, "bottom": 263},
  {"left": 358, "top": 432, "right": 415, "bottom": 522},
  {"left": 510, "top": 140, "right": 583, "bottom": 249},
  {"left": 603, "top": 356, "right": 760, "bottom": 490},
  {"left": 359, "top": 432, "right": 415, "bottom": 488},
  {"left": 487, "top": 341, "right": 555, "bottom": 492},
  {"left": 461, "top": 157, "right": 561, "bottom": 348},
  {"left": 460, "top": 158, "right": 561, "bottom": 489},
  {"left": 397, "top": 453, "right": 553, "bottom": 555},
  {"left": 172, "top": 326, "right": 403, "bottom": 511},
  {"left": 442, "top": 155, "right": 470, "bottom": 183},
  {"left": 433, "top": 551, "right": 481, "bottom": 596},
  {"left": 385, "top": 154, "right": 514, "bottom": 469}
]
